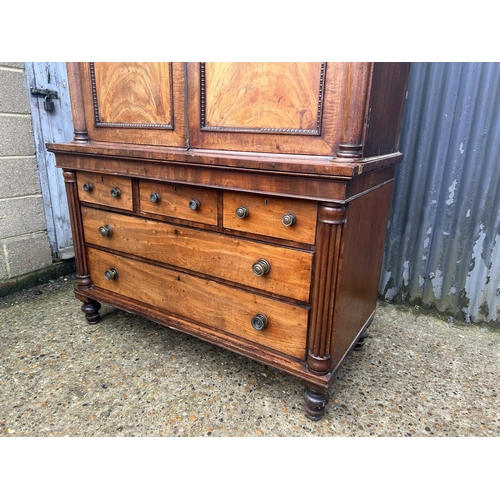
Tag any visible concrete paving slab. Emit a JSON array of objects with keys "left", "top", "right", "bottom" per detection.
[{"left": 1, "top": 274, "right": 499, "bottom": 437}]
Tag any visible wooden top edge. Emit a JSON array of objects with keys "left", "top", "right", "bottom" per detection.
[{"left": 46, "top": 141, "right": 403, "bottom": 177}]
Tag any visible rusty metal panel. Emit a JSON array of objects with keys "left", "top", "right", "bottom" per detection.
[{"left": 380, "top": 62, "right": 500, "bottom": 324}]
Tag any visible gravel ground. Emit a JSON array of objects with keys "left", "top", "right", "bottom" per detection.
[{"left": 1, "top": 273, "right": 499, "bottom": 437}]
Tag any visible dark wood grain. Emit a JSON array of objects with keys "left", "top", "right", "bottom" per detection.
[
  {"left": 363, "top": 62, "right": 411, "bottom": 157},
  {"left": 306, "top": 204, "right": 346, "bottom": 375},
  {"left": 66, "top": 63, "right": 89, "bottom": 142}
]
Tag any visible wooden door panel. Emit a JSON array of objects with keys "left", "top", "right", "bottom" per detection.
[
  {"left": 79, "top": 62, "right": 186, "bottom": 147},
  {"left": 187, "top": 62, "right": 345, "bottom": 156},
  {"left": 93, "top": 63, "right": 173, "bottom": 127},
  {"left": 203, "top": 62, "right": 322, "bottom": 133}
]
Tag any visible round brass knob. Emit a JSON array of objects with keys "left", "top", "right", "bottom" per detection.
[
  {"left": 251, "top": 313, "right": 268, "bottom": 331},
  {"left": 98, "top": 225, "right": 113, "bottom": 237},
  {"left": 150, "top": 192, "right": 161, "bottom": 203},
  {"left": 83, "top": 182, "right": 93, "bottom": 192},
  {"left": 235, "top": 206, "right": 249, "bottom": 219},
  {"left": 104, "top": 268, "right": 118, "bottom": 280},
  {"left": 110, "top": 187, "right": 121, "bottom": 198},
  {"left": 189, "top": 199, "right": 200, "bottom": 210},
  {"left": 252, "top": 259, "right": 270, "bottom": 276},
  {"left": 282, "top": 213, "right": 297, "bottom": 226}
]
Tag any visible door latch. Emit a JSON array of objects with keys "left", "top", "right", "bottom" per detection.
[{"left": 30, "top": 87, "right": 59, "bottom": 112}]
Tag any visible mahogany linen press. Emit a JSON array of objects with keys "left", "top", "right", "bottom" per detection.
[{"left": 48, "top": 63, "right": 410, "bottom": 420}]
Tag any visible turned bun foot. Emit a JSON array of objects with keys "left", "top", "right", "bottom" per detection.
[
  {"left": 303, "top": 386, "right": 330, "bottom": 421},
  {"left": 81, "top": 299, "right": 101, "bottom": 324},
  {"left": 353, "top": 329, "right": 369, "bottom": 351}
]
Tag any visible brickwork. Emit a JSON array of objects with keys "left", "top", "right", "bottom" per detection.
[{"left": 0, "top": 62, "right": 54, "bottom": 292}]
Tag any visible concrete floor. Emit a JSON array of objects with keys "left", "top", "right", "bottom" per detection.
[{"left": 1, "top": 273, "right": 499, "bottom": 437}]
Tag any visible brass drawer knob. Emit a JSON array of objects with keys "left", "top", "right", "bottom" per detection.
[
  {"left": 189, "top": 198, "right": 201, "bottom": 211},
  {"left": 235, "top": 206, "right": 249, "bottom": 219},
  {"left": 83, "top": 182, "right": 93, "bottom": 192},
  {"left": 110, "top": 187, "right": 121, "bottom": 198},
  {"left": 252, "top": 259, "right": 270, "bottom": 276},
  {"left": 104, "top": 268, "right": 118, "bottom": 280},
  {"left": 98, "top": 225, "right": 113, "bottom": 237},
  {"left": 282, "top": 212, "right": 297, "bottom": 226},
  {"left": 251, "top": 313, "right": 268, "bottom": 331},
  {"left": 150, "top": 192, "right": 161, "bottom": 203}
]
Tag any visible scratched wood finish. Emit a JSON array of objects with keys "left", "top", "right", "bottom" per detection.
[
  {"left": 77, "top": 172, "right": 133, "bottom": 211},
  {"left": 87, "top": 247, "right": 309, "bottom": 359},
  {"left": 331, "top": 182, "right": 394, "bottom": 368},
  {"left": 223, "top": 192, "right": 318, "bottom": 244},
  {"left": 363, "top": 62, "right": 412, "bottom": 157},
  {"left": 139, "top": 179, "right": 218, "bottom": 225},
  {"left": 82, "top": 206, "right": 313, "bottom": 302}
]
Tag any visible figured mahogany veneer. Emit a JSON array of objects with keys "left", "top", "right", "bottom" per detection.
[
  {"left": 139, "top": 179, "right": 218, "bottom": 225},
  {"left": 48, "top": 62, "right": 410, "bottom": 420},
  {"left": 222, "top": 192, "right": 318, "bottom": 244},
  {"left": 81, "top": 206, "right": 313, "bottom": 302},
  {"left": 87, "top": 247, "right": 309, "bottom": 359},
  {"left": 77, "top": 172, "right": 133, "bottom": 211}
]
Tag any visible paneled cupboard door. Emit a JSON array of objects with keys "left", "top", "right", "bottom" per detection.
[
  {"left": 186, "top": 62, "right": 346, "bottom": 156},
  {"left": 77, "top": 62, "right": 186, "bottom": 147}
]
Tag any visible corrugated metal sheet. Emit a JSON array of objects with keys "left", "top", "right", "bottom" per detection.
[{"left": 380, "top": 62, "right": 500, "bottom": 324}]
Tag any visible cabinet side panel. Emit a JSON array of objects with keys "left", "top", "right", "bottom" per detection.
[
  {"left": 331, "top": 181, "right": 394, "bottom": 368},
  {"left": 363, "top": 62, "right": 411, "bottom": 158}
]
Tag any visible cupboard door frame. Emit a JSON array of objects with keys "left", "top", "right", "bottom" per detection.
[
  {"left": 186, "top": 62, "right": 346, "bottom": 156},
  {"left": 74, "top": 62, "right": 187, "bottom": 147}
]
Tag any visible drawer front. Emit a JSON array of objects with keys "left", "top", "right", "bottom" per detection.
[
  {"left": 87, "top": 248, "right": 308, "bottom": 359},
  {"left": 77, "top": 172, "right": 133, "bottom": 211},
  {"left": 223, "top": 192, "right": 317, "bottom": 244},
  {"left": 82, "top": 207, "right": 313, "bottom": 302},
  {"left": 139, "top": 180, "right": 218, "bottom": 225}
]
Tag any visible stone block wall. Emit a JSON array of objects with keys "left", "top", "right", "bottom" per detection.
[{"left": 0, "top": 62, "right": 56, "bottom": 295}]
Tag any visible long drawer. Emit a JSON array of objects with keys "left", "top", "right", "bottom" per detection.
[
  {"left": 82, "top": 207, "right": 313, "bottom": 302},
  {"left": 87, "top": 247, "right": 308, "bottom": 359}
]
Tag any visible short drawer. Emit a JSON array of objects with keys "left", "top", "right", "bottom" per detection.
[
  {"left": 77, "top": 172, "right": 133, "bottom": 211},
  {"left": 82, "top": 207, "right": 313, "bottom": 302},
  {"left": 139, "top": 180, "right": 218, "bottom": 225},
  {"left": 87, "top": 247, "right": 308, "bottom": 359},
  {"left": 223, "top": 192, "right": 317, "bottom": 244}
]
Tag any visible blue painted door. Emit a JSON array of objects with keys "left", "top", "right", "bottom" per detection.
[{"left": 25, "top": 62, "right": 74, "bottom": 259}]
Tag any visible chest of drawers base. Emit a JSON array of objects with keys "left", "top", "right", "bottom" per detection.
[
  {"left": 49, "top": 61, "right": 409, "bottom": 422},
  {"left": 58, "top": 160, "right": 395, "bottom": 421}
]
